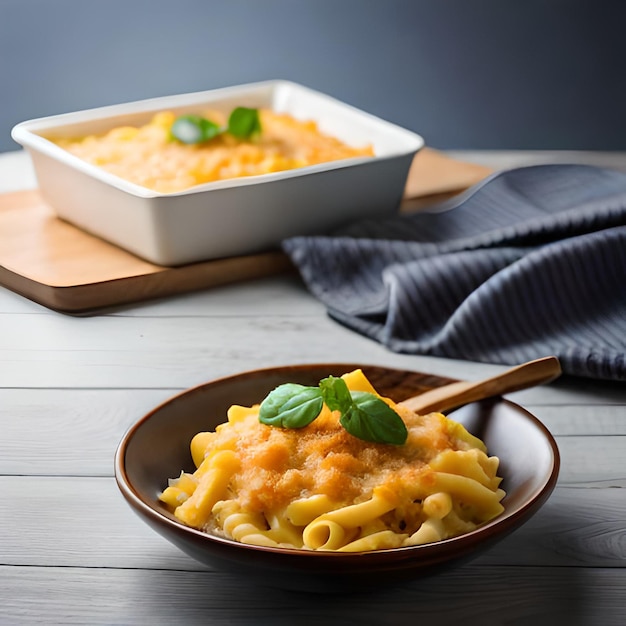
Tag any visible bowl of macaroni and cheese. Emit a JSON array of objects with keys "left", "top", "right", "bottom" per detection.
[
  {"left": 11, "top": 80, "right": 423, "bottom": 266},
  {"left": 114, "top": 363, "right": 560, "bottom": 593}
]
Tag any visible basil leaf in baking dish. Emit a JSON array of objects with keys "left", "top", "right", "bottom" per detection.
[
  {"left": 170, "top": 108, "right": 261, "bottom": 145},
  {"left": 228, "top": 107, "right": 262, "bottom": 139},
  {"left": 170, "top": 114, "right": 221, "bottom": 144}
]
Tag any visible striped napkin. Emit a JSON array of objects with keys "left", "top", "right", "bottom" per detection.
[{"left": 283, "top": 164, "right": 626, "bottom": 381}]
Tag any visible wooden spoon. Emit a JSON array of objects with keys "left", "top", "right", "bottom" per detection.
[{"left": 399, "top": 356, "right": 562, "bottom": 415}]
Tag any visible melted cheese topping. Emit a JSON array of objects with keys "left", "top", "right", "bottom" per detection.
[
  {"left": 195, "top": 403, "right": 471, "bottom": 517},
  {"left": 53, "top": 109, "right": 374, "bottom": 193}
]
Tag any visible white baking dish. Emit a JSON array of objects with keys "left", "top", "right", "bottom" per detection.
[{"left": 11, "top": 80, "right": 424, "bottom": 266}]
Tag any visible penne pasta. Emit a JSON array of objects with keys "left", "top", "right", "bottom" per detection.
[
  {"left": 303, "top": 519, "right": 353, "bottom": 551},
  {"left": 285, "top": 494, "right": 335, "bottom": 526},
  {"left": 309, "top": 487, "right": 397, "bottom": 530},
  {"left": 339, "top": 530, "right": 407, "bottom": 552},
  {"left": 159, "top": 369, "right": 506, "bottom": 551},
  {"left": 173, "top": 450, "right": 240, "bottom": 527}
]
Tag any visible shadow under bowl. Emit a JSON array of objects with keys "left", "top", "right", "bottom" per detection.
[{"left": 114, "top": 363, "right": 560, "bottom": 593}]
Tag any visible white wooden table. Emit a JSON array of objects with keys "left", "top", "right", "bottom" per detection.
[{"left": 1, "top": 150, "right": 625, "bottom": 625}]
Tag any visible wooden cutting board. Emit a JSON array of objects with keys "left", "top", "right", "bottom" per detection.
[{"left": 0, "top": 148, "right": 492, "bottom": 314}]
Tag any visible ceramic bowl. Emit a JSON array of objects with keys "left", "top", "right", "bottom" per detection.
[
  {"left": 114, "top": 363, "right": 560, "bottom": 592},
  {"left": 11, "top": 81, "right": 423, "bottom": 266}
]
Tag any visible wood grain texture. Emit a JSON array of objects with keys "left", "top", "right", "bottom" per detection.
[
  {"left": 0, "top": 273, "right": 325, "bottom": 315},
  {"left": 0, "top": 313, "right": 529, "bottom": 388},
  {"left": 2, "top": 565, "right": 625, "bottom": 626},
  {"left": 3, "top": 310, "right": 626, "bottom": 399}
]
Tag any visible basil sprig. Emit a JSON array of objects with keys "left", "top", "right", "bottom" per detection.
[
  {"left": 170, "top": 107, "right": 261, "bottom": 144},
  {"left": 170, "top": 114, "right": 221, "bottom": 144},
  {"left": 259, "top": 376, "right": 408, "bottom": 445},
  {"left": 227, "top": 106, "right": 262, "bottom": 138}
]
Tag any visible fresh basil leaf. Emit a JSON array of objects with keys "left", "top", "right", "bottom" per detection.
[
  {"left": 228, "top": 107, "right": 261, "bottom": 139},
  {"left": 259, "top": 383, "right": 323, "bottom": 428},
  {"left": 259, "top": 377, "right": 408, "bottom": 446},
  {"left": 171, "top": 114, "right": 221, "bottom": 144},
  {"left": 319, "top": 376, "right": 353, "bottom": 413},
  {"left": 340, "top": 392, "right": 408, "bottom": 445}
]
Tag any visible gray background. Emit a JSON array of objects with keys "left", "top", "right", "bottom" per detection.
[{"left": 2, "top": 0, "right": 625, "bottom": 154}]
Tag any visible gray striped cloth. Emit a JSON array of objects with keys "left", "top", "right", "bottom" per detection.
[{"left": 283, "top": 164, "right": 626, "bottom": 381}]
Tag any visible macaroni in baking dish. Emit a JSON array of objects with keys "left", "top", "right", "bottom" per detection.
[
  {"left": 53, "top": 109, "right": 374, "bottom": 193},
  {"left": 159, "top": 370, "right": 505, "bottom": 552}
]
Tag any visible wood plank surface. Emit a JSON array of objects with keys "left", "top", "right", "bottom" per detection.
[
  {"left": 0, "top": 310, "right": 534, "bottom": 389},
  {"left": 0, "top": 273, "right": 324, "bottom": 314},
  {"left": 3, "top": 308, "right": 626, "bottom": 400},
  {"left": 2, "top": 565, "right": 625, "bottom": 625}
]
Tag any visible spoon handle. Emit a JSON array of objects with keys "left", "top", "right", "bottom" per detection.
[{"left": 398, "top": 356, "right": 562, "bottom": 415}]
